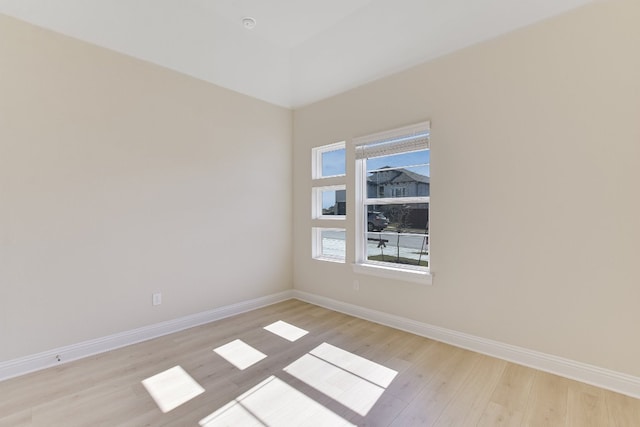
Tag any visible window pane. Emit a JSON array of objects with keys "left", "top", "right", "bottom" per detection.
[
  {"left": 321, "top": 148, "right": 346, "bottom": 177},
  {"left": 321, "top": 189, "right": 346, "bottom": 216},
  {"left": 365, "top": 203, "right": 428, "bottom": 268},
  {"left": 366, "top": 150, "right": 429, "bottom": 172},
  {"left": 319, "top": 229, "right": 346, "bottom": 260},
  {"left": 366, "top": 150, "right": 429, "bottom": 199}
]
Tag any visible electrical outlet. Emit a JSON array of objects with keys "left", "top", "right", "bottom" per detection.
[
  {"left": 152, "top": 292, "right": 162, "bottom": 306},
  {"left": 353, "top": 280, "right": 359, "bottom": 291}
]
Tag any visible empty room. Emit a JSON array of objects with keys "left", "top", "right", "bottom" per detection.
[{"left": 1, "top": 0, "right": 639, "bottom": 425}]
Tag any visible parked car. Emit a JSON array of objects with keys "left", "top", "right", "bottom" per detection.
[{"left": 368, "top": 211, "right": 389, "bottom": 231}]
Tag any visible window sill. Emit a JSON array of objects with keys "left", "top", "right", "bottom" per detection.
[
  {"left": 352, "top": 263, "right": 432, "bottom": 285},
  {"left": 313, "top": 256, "right": 346, "bottom": 264}
]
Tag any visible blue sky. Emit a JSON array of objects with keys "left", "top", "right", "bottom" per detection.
[
  {"left": 321, "top": 149, "right": 430, "bottom": 177},
  {"left": 321, "top": 149, "right": 346, "bottom": 177},
  {"left": 322, "top": 191, "right": 339, "bottom": 210}
]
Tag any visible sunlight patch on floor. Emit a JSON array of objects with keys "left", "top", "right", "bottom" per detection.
[
  {"left": 264, "top": 320, "right": 309, "bottom": 342},
  {"left": 213, "top": 339, "right": 267, "bottom": 370},
  {"left": 199, "top": 375, "right": 355, "bottom": 427},
  {"left": 141, "top": 365, "right": 205, "bottom": 413},
  {"left": 310, "top": 342, "right": 397, "bottom": 388},
  {"left": 283, "top": 343, "right": 398, "bottom": 416}
]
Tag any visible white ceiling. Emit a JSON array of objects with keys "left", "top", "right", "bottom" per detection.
[{"left": 0, "top": 0, "right": 596, "bottom": 108}]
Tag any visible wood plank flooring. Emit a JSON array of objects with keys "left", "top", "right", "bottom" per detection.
[{"left": 1, "top": 299, "right": 639, "bottom": 426}]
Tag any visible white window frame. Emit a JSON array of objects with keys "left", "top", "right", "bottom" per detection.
[
  {"left": 312, "top": 141, "right": 346, "bottom": 180},
  {"left": 312, "top": 142, "right": 346, "bottom": 263},
  {"left": 312, "top": 185, "right": 346, "bottom": 220},
  {"left": 392, "top": 187, "right": 407, "bottom": 197},
  {"left": 312, "top": 227, "right": 346, "bottom": 263},
  {"left": 353, "top": 122, "right": 432, "bottom": 284}
]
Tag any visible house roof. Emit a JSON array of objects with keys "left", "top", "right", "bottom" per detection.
[{"left": 368, "top": 168, "right": 429, "bottom": 185}]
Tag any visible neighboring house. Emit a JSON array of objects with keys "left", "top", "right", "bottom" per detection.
[
  {"left": 335, "top": 189, "right": 346, "bottom": 215},
  {"left": 367, "top": 167, "right": 429, "bottom": 230},
  {"left": 367, "top": 167, "right": 430, "bottom": 198},
  {"left": 322, "top": 189, "right": 346, "bottom": 215}
]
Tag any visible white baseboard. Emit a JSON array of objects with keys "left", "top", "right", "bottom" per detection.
[
  {"left": 0, "top": 290, "right": 294, "bottom": 382},
  {"left": 292, "top": 290, "right": 640, "bottom": 399},
  {"left": 5, "top": 288, "right": 640, "bottom": 400}
]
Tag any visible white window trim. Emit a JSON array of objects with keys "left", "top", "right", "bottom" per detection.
[
  {"left": 312, "top": 141, "right": 347, "bottom": 264},
  {"left": 366, "top": 196, "right": 428, "bottom": 206},
  {"left": 353, "top": 121, "right": 432, "bottom": 284},
  {"left": 392, "top": 187, "right": 407, "bottom": 197},
  {"left": 312, "top": 141, "right": 346, "bottom": 180},
  {"left": 312, "top": 227, "right": 346, "bottom": 263},
  {"left": 312, "top": 185, "right": 346, "bottom": 220}
]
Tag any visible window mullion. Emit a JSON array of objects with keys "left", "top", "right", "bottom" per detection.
[{"left": 365, "top": 196, "right": 429, "bottom": 205}]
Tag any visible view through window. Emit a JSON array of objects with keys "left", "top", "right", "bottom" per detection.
[
  {"left": 311, "top": 142, "right": 346, "bottom": 262},
  {"left": 355, "top": 122, "right": 430, "bottom": 273}
]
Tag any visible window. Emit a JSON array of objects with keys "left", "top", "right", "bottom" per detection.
[
  {"left": 392, "top": 187, "right": 407, "bottom": 197},
  {"left": 312, "top": 228, "right": 346, "bottom": 262},
  {"left": 312, "top": 142, "right": 346, "bottom": 179},
  {"left": 354, "top": 122, "right": 430, "bottom": 281},
  {"left": 312, "top": 186, "right": 346, "bottom": 218},
  {"left": 311, "top": 142, "right": 346, "bottom": 262}
]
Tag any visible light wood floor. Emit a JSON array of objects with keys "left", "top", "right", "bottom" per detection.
[{"left": 1, "top": 299, "right": 639, "bottom": 426}]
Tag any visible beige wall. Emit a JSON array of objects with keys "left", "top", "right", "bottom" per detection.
[
  {"left": 0, "top": 15, "right": 292, "bottom": 362},
  {"left": 293, "top": 0, "right": 640, "bottom": 376},
  {"left": 3, "top": 0, "right": 640, "bottom": 380}
]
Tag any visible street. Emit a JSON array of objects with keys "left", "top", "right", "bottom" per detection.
[{"left": 320, "top": 230, "right": 429, "bottom": 262}]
